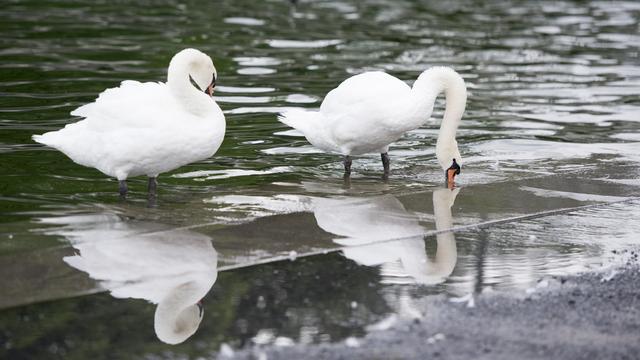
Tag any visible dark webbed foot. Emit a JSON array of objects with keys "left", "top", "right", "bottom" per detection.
[
  {"left": 343, "top": 155, "right": 352, "bottom": 177},
  {"left": 381, "top": 152, "right": 390, "bottom": 180},
  {"left": 118, "top": 180, "right": 128, "bottom": 198}
]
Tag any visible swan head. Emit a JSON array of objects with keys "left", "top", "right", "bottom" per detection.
[
  {"left": 446, "top": 159, "right": 461, "bottom": 186},
  {"left": 168, "top": 48, "right": 217, "bottom": 96},
  {"left": 435, "top": 113, "right": 463, "bottom": 187},
  {"left": 437, "top": 142, "right": 462, "bottom": 187}
]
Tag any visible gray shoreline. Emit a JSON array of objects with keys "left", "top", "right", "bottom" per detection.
[{"left": 226, "top": 259, "right": 640, "bottom": 360}]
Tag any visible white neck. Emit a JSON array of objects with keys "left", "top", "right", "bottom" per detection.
[
  {"left": 408, "top": 67, "right": 467, "bottom": 170},
  {"left": 167, "top": 54, "right": 213, "bottom": 116}
]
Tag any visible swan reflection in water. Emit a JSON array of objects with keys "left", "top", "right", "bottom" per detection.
[
  {"left": 313, "top": 188, "right": 460, "bottom": 286},
  {"left": 41, "top": 214, "right": 218, "bottom": 344}
]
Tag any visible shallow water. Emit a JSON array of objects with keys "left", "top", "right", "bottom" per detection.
[{"left": 1, "top": 0, "right": 640, "bottom": 357}]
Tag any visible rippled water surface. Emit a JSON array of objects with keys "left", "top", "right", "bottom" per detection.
[{"left": 1, "top": 0, "right": 640, "bottom": 357}]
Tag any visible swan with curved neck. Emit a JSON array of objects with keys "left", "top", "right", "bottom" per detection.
[
  {"left": 279, "top": 67, "right": 467, "bottom": 184},
  {"left": 167, "top": 48, "right": 218, "bottom": 115},
  {"left": 32, "top": 48, "right": 225, "bottom": 198}
]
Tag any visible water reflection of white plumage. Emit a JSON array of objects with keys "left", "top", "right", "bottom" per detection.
[
  {"left": 41, "top": 214, "right": 218, "bottom": 345},
  {"left": 314, "top": 188, "right": 460, "bottom": 285}
]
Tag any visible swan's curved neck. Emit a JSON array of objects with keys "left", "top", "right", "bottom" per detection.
[
  {"left": 409, "top": 67, "right": 467, "bottom": 169},
  {"left": 167, "top": 57, "right": 211, "bottom": 116}
]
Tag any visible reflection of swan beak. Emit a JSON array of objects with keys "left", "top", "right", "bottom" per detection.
[{"left": 197, "top": 300, "right": 204, "bottom": 316}]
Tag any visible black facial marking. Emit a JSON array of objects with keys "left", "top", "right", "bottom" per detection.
[
  {"left": 449, "top": 159, "right": 461, "bottom": 175},
  {"left": 188, "top": 74, "right": 202, "bottom": 91},
  {"left": 197, "top": 302, "right": 204, "bottom": 317},
  {"left": 203, "top": 73, "right": 216, "bottom": 95}
]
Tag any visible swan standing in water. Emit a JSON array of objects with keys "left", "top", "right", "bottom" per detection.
[
  {"left": 32, "top": 48, "right": 225, "bottom": 198},
  {"left": 279, "top": 67, "right": 467, "bottom": 184},
  {"left": 40, "top": 214, "right": 218, "bottom": 344}
]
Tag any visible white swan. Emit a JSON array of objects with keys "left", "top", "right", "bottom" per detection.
[
  {"left": 279, "top": 67, "right": 466, "bottom": 184},
  {"left": 32, "top": 48, "right": 225, "bottom": 197},
  {"left": 312, "top": 188, "right": 459, "bottom": 285},
  {"left": 40, "top": 213, "right": 218, "bottom": 344}
]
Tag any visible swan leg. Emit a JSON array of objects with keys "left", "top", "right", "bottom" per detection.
[
  {"left": 147, "top": 177, "right": 158, "bottom": 206},
  {"left": 343, "top": 174, "right": 351, "bottom": 188},
  {"left": 381, "top": 152, "right": 390, "bottom": 179},
  {"left": 343, "top": 155, "right": 352, "bottom": 177},
  {"left": 148, "top": 177, "right": 158, "bottom": 196},
  {"left": 118, "top": 180, "right": 128, "bottom": 198}
]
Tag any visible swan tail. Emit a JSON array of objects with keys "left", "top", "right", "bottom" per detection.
[
  {"left": 32, "top": 134, "right": 46, "bottom": 144},
  {"left": 278, "top": 108, "right": 323, "bottom": 135},
  {"left": 32, "top": 123, "right": 98, "bottom": 170},
  {"left": 32, "top": 132, "right": 59, "bottom": 147},
  {"left": 70, "top": 104, "right": 92, "bottom": 118},
  {"left": 32, "top": 125, "right": 78, "bottom": 149}
]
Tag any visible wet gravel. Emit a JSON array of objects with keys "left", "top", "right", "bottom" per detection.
[{"left": 225, "top": 258, "right": 640, "bottom": 360}]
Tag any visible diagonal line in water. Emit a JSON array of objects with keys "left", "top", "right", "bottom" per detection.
[
  {"left": 148, "top": 166, "right": 614, "bottom": 237},
  {"left": 26, "top": 195, "right": 640, "bottom": 271},
  {"left": 4, "top": 196, "right": 637, "bottom": 309},
  {"left": 217, "top": 196, "right": 640, "bottom": 272}
]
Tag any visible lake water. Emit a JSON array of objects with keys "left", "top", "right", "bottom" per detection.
[{"left": 1, "top": 0, "right": 640, "bottom": 358}]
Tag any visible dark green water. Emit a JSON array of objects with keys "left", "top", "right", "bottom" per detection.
[{"left": 1, "top": 0, "right": 640, "bottom": 358}]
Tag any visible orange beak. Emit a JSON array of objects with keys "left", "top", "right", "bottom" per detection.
[
  {"left": 206, "top": 83, "right": 214, "bottom": 97},
  {"left": 447, "top": 168, "right": 457, "bottom": 188},
  {"left": 445, "top": 159, "right": 460, "bottom": 189}
]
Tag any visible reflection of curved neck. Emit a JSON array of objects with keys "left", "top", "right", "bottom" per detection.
[
  {"left": 322, "top": 192, "right": 460, "bottom": 286},
  {"left": 434, "top": 188, "right": 459, "bottom": 231},
  {"left": 429, "top": 188, "right": 460, "bottom": 279},
  {"left": 154, "top": 278, "right": 215, "bottom": 345},
  {"left": 409, "top": 68, "right": 467, "bottom": 169}
]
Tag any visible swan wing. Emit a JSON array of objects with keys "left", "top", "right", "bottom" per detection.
[
  {"left": 71, "top": 80, "right": 186, "bottom": 130},
  {"left": 280, "top": 72, "right": 412, "bottom": 155},
  {"left": 317, "top": 72, "right": 413, "bottom": 153},
  {"left": 320, "top": 71, "right": 411, "bottom": 120}
]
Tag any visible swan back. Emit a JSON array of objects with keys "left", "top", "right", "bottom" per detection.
[{"left": 279, "top": 72, "right": 414, "bottom": 155}]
